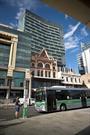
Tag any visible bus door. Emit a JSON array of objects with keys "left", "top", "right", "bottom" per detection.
[
  {"left": 47, "top": 90, "right": 56, "bottom": 112},
  {"left": 81, "top": 91, "right": 87, "bottom": 108}
]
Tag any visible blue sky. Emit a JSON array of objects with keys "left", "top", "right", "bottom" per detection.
[{"left": 0, "top": 0, "right": 90, "bottom": 73}]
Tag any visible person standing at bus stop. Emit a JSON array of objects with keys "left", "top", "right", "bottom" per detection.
[{"left": 15, "top": 97, "right": 21, "bottom": 118}]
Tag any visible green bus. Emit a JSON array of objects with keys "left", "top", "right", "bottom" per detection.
[{"left": 35, "top": 86, "right": 90, "bottom": 112}]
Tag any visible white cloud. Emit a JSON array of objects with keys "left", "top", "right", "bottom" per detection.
[
  {"left": 64, "top": 36, "right": 80, "bottom": 50},
  {"left": 64, "top": 22, "right": 81, "bottom": 39},
  {"left": 17, "top": 0, "right": 39, "bottom": 10},
  {"left": 14, "top": 0, "right": 40, "bottom": 21},
  {"left": 81, "top": 27, "right": 88, "bottom": 37},
  {"left": 15, "top": 7, "right": 24, "bottom": 20},
  {"left": 64, "top": 22, "right": 89, "bottom": 51},
  {"left": 70, "top": 48, "right": 79, "bottom": 53},
  {"left": 64, "top": 22, "right": 81, "bottom": 51},
  {"left": 3, "top": 0, "right": 40, "bottom": 21},
  {"left": 6, "top": 0, "right": 41, "bottom": 27},
  {"left": 4, "top": 0, "right": 40, "bottom": 9},
  {"left": 68, "top": 24, "right": 74, "bottom": 31}
]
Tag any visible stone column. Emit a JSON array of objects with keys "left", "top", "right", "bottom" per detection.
[
  {"left": 50, "top": 63, "right": 53, "bottom": 78},
  {"left": 6, "top": 77, "right": 12, "bottom": 99},
  {"left": 8, "top": 43, "right": 14, "bottom": 67},
  {"left": 6, "top": 35, "right": 18, "bottom": 100}
]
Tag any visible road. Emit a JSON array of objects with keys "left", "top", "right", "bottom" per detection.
[{"left": 0, "top": 105, "right": 42, "bottom": 121}]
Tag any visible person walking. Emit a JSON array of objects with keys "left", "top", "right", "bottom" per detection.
[{"left": 15, "top": 97, "right": 20, "bottom": 118}]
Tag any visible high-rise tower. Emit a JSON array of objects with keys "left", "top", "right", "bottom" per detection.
[
  {"left": 18, "top": 9, "right": 65, "bottom": 66},
  {"left": 78, "top": 43, "right": 90, "bottom": 74}
]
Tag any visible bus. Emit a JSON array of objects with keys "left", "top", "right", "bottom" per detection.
[{"left": 35, "top": 86, "right": 90, "bottom": 112}]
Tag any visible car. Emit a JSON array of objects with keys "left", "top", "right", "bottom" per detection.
[{"left": 19, "top": 98, "right": 35, "bottom": 106}]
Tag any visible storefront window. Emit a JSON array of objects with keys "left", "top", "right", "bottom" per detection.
[
  {"left": 13, "top": 71, "right": 25, "bottom": 87},
  {"left": 0, "top": 70, "right": 7, "bottom": 86}
]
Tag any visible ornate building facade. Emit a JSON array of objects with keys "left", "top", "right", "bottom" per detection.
[
  {"left": 31, "top": 49, "right": 62, "bottom": 88},
  {"left": 30, "top": 49, "right": 83, "bottom": 89}
]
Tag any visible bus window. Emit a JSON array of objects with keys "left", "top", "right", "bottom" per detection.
[
  {"left": 81, "top": 90, "right": 86, "bottom": 97},
  {"left": 56, "top": 90, "right": 69, "bottom": 100},
  {"left": 81, "top": 90, "right": 87, "bottom": 108},
  {"left": 36, "top": 91, "right": 45, "bottom": 101},
  {"left": 69, "top": 90, "right": 81, "bottom": 99},
  {"left": 86, "top": 90, "right": 90, "bottom": 98}
]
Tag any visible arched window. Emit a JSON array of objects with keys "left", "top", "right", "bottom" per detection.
[
  {"left": 37, "top": 70, "right": 40, "bottom": 76},
  {"left": 49, "top": 71, "right": 51, "bottom": 77},
  {"left": 71, "top": 78, "right": 73, "bottom": 82},
  {"left": 53, "top": 72, "right": 56, "bottom": 78},
  {"left": 75, "top": 78, "right": 77, "bottom": 82},
  {"left": 45, "top": 71, "right": 47, "bottom": 77},
  {"left": 37, "top": 63, "right": 43, "bottom": 68},
  {"left": 53, "top": 66, "right": 55, "bottom": 70},
  {"left": 66, "top": 77, "right": 68, "bottom": 81},
  {"left": 45, "top": 64, "right": 50, "bottom": 69},
  {"left": 41, "top": 70, "right": 43, "bottom": 77}
]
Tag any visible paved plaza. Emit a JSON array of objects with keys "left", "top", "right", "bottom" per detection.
[{"left": 0, "top": 108, "right": 90, "bottom": 135}]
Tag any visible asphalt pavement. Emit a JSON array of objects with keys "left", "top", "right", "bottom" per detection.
[
  {"left": 0, "top": 108, "right": 90, "bottom": 135},
  {"left": 0, "top": 105, "right": 42, "bottom": 121}
]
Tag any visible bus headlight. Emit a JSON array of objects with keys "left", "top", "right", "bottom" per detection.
[{"left": 41, "top": 105, "right": 45, "bottom": 111}]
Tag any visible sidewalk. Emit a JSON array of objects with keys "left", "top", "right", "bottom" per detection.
[{"left": 0, "top": 108, "right": 90, "bottom": 135}]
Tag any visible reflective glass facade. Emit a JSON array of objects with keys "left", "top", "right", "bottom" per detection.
[
  {"left": 0, "top": 25, "right": 31, "bottom": 99},
  {"left": 18, "top": 9, "right": 65, "bottom": 66},
  {"left": 0, "top": 25, "right": 31, "bottom": 69},
  {"left": 13, "top": 71, "right": 25, "bottom": 87},
  {"left": 16, "top": 33, "right": 31, "bottom": 68},
  {"left": 0, "top": 70, "right": 7, "bottom": 86},
  {"left": 0, "top": 44, "right": 10, "bottom": 67}
]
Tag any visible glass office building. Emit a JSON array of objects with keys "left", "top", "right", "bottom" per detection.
[
  {"left": 0, "top": 24, "right": 31, "bottom": 99},
  {"left": 18, "top": 9, "right": 65, "bottom": 66},
  {"left": 78, "top": 43, "right": 90, "bottom": 75}
]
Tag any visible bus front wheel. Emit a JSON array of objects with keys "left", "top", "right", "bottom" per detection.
[{"left": 60, "top": 104, "right": 67, "bottom": 111}]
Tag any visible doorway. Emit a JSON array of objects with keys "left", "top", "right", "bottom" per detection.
[{"left": 47, "top": 90, "right": 56, "bottom": 112}]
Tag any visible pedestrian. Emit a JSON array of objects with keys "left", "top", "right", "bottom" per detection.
[{"left": 15, "top": 97, "right": 20, "bottom": 118}]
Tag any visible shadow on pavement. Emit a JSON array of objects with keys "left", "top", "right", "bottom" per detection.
[
  {"left": 0, "top": 121, "right": 25, "bottom": 135},
  {"left": 75, "top": 126, "right": 90, "bottom": 135},
  {"left": 0, "top": 121, "right": 25, "bottom": 129}
]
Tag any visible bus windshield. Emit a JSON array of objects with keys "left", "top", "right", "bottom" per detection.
[{"left": 36, "top": 90, "right": 45, "bottom": 101}]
